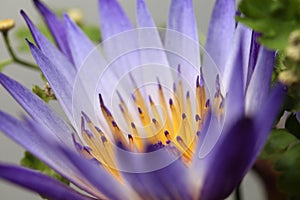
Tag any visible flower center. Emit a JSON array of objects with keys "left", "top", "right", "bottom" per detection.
[{"left": 76, "top": 68, "right": 224, "bottom": 181}]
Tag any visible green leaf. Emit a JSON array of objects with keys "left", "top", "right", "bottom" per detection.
[
  {"left": 14, "top": 24, "right": 54, "bottom": 52},
  {"left": 259, "top": 129, "right": 298, "bottom": 161},
  {"left": 274, "top": 143, "right": 300, "bottom": 195},
  {"left": 82, "top": 25, "right": 101, "bottom": 43},
  {"left": 237, "top": 0, "right": 300, "bottom": 50},
  {"left": 21, "top": 151, "right": 69, "bottom": 186}
]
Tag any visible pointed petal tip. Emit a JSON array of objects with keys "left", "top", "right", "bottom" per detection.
[{"left": 20, "top": 9, "right": 26, "bottom": 16}]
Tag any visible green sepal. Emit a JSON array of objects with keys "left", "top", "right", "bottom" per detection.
[
  {"left": 14, "top": 24, "right": 54, "bottom": 52},
  {"left": 81, "top": 25, "right": 101, "bottom": 43},
  {"left": 21, "top": 151, "right": 69, "bottom": 186},
  {"left": 32, "top": 85, "right": 51, "bottom": 103}
]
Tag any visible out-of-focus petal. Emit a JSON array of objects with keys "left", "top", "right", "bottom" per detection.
[
  {"left": 0, "top": 73, "right": 74, "bottom": 149},
  {"left": 165, "top": 0, "right": 200, "bottom": 74},
  {"left": 97, "top": 0, "right": 141, "bottom": 85},
  {"left": 0, "top": 112, "right": 105, "bottom": 199},
  {"left": 116, "top": 148, "right": 191, "bottom": 199},
  {"left": 27, "top": 41, "right": 73, "bottom": 123},
  {"left": 136, "top": 0, "right": 155, "bottom": 28},
  {"left": 205, "top": 0, "right": 235, "bottom": 73},
  {"left": 296, "top": 112, "right": 300, "bottom": 123},
  {"left": 252, "top": 83, "right": 287, "bottom": 159},
  {"left": 135, "top": 0, "right": 171, "bottom": 85},
  {"left": 223, "top": 27, "right": 246, "bottom": 125},
  {"left": 21, "top": 11, "right": 76, "bottom": 83},
  {"left": 199, "top": 83, "right": 286, "bottom": 200},
  {"left": 98, "top": 0, "right": 133, "bottom": 41},
  {"left": 222, "top": 24, "right": 252, "bottom": 93},
  {"left": 245, "top": 47, "right": 275, "bottom": 115},
  {"left": 32, "top": 0, "right": 72, "bottom": 61},
  {"left": 61, "top": 146, "right": 139, "bottom": 200},
  {"left": 0, "top": 164, "right": 95, "bottom": 200},
  {"left": 63, "top": 14, "right": 95, "bottom": 69},
  {"left": 245, "top": 32, "right": 261, "bottom": 87},
  {"left": 199, "top": 118, "right": 255, "bottom": 200},
  {"left": 167, "top": 0, "right": 198, "bottom": 42}
]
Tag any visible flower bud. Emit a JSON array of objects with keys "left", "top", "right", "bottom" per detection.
[{"left": 0, "top": 19, "right": 15, "bottom": 32}]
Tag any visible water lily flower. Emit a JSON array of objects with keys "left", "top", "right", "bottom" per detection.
[{"left": 0, "top": 0, "right": 286, "bottom": 200}]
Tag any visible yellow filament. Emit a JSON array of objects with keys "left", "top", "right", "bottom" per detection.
[
  {"left": 177, "top": 80, "right": 185, "bottom": 113},
  {"left": 133, "top": 88, "right": 151, "bottom": 125},
  {"left": 176, "top": 136, "right": 193, "bottom": 164},
  {"left": 119, "top": 101, "right": 134, "bottom": 129},
  {"left": 185, "top": 92, "right": 194, "bottom": 129},
  {"left": 128, "top": 135, "right": 135, "bottom": 151},
  {"left": 169, "top": 99, "right": 180, "bottom": 135},
  {"left": 111, "top": 121, "right": 128, "bottom": 148},
  {"left": 152, "top": 118, "right": 167, "bottom": 144},
  {"left": 82, "top": 129, "right": 121, "bottom": 180},
  {"left": 129, "top": 122, "right": 144, "bottom": 151},
  {"left": 196, "top": 80, "right": 206, "bottom": 119},
  {"left": 158, "top": 83, "right": 173, "bottom": 137}
]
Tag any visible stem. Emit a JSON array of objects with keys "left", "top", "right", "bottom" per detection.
[
  {"left": 2, "top": 31, "right": 39, "bottom": 70},
  {"left": 235, "top": 183, "right": 243, "bottom": 200},
  {"left": 0, "top": 59, "right": 13, "bottom": 70}
]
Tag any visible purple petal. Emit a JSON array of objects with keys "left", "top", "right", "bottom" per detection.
[
  {"left": 222, "top": 24, "right": 252, "bottom": 93},
  {"left": 0, "top": 73, "right": 74, "bottom": 148},
  {"left": 296, "top": 112, "right": 300, "bottom": 123},
  {"left": 97, "top": 0, "right": 141, "bottom": 84},
  {"left": 98, "top": 0, "right": 133, "bottom": 41},
  {"left": 135, "top": 0, "right": 170, "bottom": 68},
  {"left": 136, "top": 0, "right": 155, "bottom": 28},
  {"left": 223, "top": 26, "right": 247, "bottom": 125},
  {"left": 21, "top": 11, "right": 76, "bottom": 83},
  {"left": 205, "top": 0, "right": 236, "bottom": 73},
  {"left": 199, "top": 118, "right": 256, "bottom": 200},
  {"left": 63, "top": 14, "right": 95, "bottom": 69},
  {"left": 245, "top": 47, "right": 275, "bottom": 115},
  {"left": 116, "top": 148, "right": 191, "bottom": 199},
  {"left": 61, "top": 146, "right": 136, "bottom": 200},
  {"left": 0, "top": 164, "right": 95, "bottom": 200},
  {"left": 167, "top": 0, "right": 198, "bottom": 42},
  {"left": 245, "top": 32, "right": 261, "bottom": 87},
  {"left": 27, "top": 41, "right": 73, "bottom": 123},
  {"left": 199, "top": 83, "right": 286, "bottom": 200},
  {"left": 165, "top": 0, "right": 200, "bottom": 77},
  {"left": 252, "top": 83, "right": 287, "bottom": 157},
  {"left": 32, "top": 0, "right": 72, "bottom": 61},
  {"left": 0, "top": 112, "right": 106, "bottom": 198}
]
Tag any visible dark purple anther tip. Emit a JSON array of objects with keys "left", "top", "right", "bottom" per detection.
[
  {"left": 131, "top": 122, "right": 136, "bottom": 129},
  {"left": 101, "top": 135, "right": 107, "bottom": 143},
  {"left": 138, "top": 107, "right": 143, "bottom": 114},
  {"left": 205, "top": 99, "right": 210, "bottom": 107},
  {"left": 81, "top": 111, "right": 91, "bottom": 123},
  {"left": 99, "top": 93, "right": 104, "bottom": 106},
  {"left": 195, "top": 114, "right": 201, "bottom": 122}
]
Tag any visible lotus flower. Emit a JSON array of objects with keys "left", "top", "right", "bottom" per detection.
[{"left": 0, "top": 0, "right": 285, "bottom": 199}]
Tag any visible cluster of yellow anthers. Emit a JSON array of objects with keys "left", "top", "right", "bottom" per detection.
[{"left": 79, "top": 71, "right": 224, "bottom": 181}]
